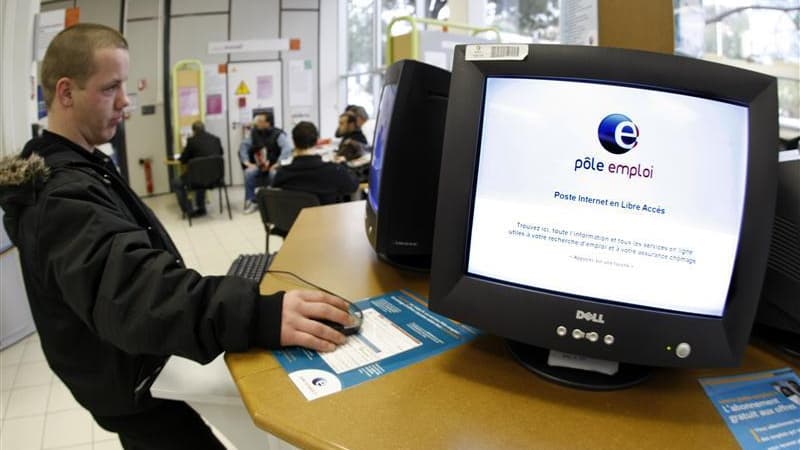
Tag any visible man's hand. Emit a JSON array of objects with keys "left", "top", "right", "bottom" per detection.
[
  {"left": 280, "top": 290, "right": 352, "bottom": 352},
  {"left": 244, "top": 161, "right": 257, "bottom": 169}
]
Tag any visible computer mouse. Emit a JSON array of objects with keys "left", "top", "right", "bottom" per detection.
[{"left": 317, "top": 306, "right": 363, "bottom": 336}]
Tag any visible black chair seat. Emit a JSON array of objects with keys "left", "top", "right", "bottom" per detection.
[
  {"left": 183, "top": 155, "right": 232, "bottom": 226},
  {"left": 255, "top": 187, "right": 320, "bottom": 253}
]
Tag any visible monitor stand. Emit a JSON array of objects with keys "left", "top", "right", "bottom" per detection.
[
  {"left": 507, "top": 341, "right": 650, "bottom": 390},
  {"left": 378, "top": 253, "right": 431, "bottom": 272}
]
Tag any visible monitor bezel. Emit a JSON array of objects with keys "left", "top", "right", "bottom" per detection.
[{"left": 430, "top": 44, "right": 778, "bottom": 368}]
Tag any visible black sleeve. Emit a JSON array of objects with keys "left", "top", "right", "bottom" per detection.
[
  {"left": 334, "top": 164, "right": 359, "bottom": 194},
  {"left": 215, "top": 136, "right": 224, "bottom": 155},
  {"left": 179, "top": 138, "right": 194, "bottom": 164},
  {"left": 272, "top": 168, "right": 286, "bottom": 188},
  {"left": 251, "top": 131, "right": 265, "bottom": 152},
  {"left": 35, "top": 176, "right": 284, "bottom": 363}
]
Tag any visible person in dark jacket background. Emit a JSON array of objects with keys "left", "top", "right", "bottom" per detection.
[
  {"left": 0, "top": 23, "right": 351, "bottom": 450},
  {"left": 274, "top": 121, "right": 359, "bottom": 205},
  {"left": 334, "top": 111, "right": 368, "bottom": 158},
  {"left": 171, "top": 120, "right": 224, "bottom": 217}
]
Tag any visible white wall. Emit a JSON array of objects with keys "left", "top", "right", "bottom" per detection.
[
  {"left": 125, "top": 0, "right": 169, "bottom": 196},
  {"left": 0, "top": 0, "right": 39, "bottom": 349},
  {"left": 319, "top": 0, "right": 340, "bottom": 140},
  {"left": 0, "top": 0, "right": 39, "bottom": 158}
]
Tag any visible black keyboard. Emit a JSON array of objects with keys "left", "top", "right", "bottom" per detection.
[{"left": 227, "top": 253, "right": 273, "bottom": 282}]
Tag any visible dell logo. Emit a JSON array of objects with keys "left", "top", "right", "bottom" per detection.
[
  {"left": 598, "top": 114, "right": 639, "bottom": 155},
  {"left": 576, "top": 310, "right": 605, "bottom": 324}
]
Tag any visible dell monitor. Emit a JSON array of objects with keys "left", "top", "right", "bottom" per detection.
[
  {"left": 365, "top": 59, "right": 450, "bottom": 270},
  {"left": 430, "top": 44, "right": 778, "bottom": 389},
  {"left": 752, "top": 148, "right": 800, "bottom": 357}
]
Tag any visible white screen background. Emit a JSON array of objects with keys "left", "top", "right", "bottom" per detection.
[{"left": 467, "top": 78, "right": 748, "bottom": 316}]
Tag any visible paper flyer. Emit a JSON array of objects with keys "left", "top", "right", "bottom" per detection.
[
  {"left": 274, "top": 290, "right": 479, "bottom": 400},
  {"left": 699, "top": 368, "right": 800, "bottom": 449}
]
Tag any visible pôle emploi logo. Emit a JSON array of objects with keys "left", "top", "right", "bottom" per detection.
[
  {"left": 573, "top": 114, "right": 654, "bottom": 180},
  {"left": 598, "top": 113, "right": 638, "bottom": 154}
]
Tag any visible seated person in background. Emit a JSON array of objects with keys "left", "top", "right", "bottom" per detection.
[
  {"left": 243, "top": 112, "right": 291, "bottom": 214},
  {"left": 335, "top": 138, "right": 371, "bottom": 184},
  {"left": 238, "top": 132, "right": 252, "bottom": 169},
  {"left": 171, "top": 121, "right": 223, "bottom": 217},
  {"left": 335, "top": 111, "right": 368, "bottom": 159},
  {"left": 345, "top": 104, "right": 374, "bottom": 145},
  {"left": 274, "top": 121, "right": 359, "bottom": 205}
]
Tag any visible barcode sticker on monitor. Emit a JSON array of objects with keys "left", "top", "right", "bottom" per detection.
[{"left": 465, "top": 44, "right": 528, "bottom": 61}]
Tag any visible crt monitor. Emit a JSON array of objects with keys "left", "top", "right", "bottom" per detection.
[
  {"left": 752, "top": 148, "right": 800, "bottom": 356},
  {"left": 430, "top": 44, "right": 778, "bottom": 389},
  {"left": 365, "top": 59, "right": 450, "bottom": 270}
]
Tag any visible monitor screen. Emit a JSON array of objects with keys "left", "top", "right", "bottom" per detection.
[
  {"left": 368, "top": 84, "right": 398, "bottom": 212},
  {"left": 467, "top": 77, "right": 749, "bottom": 317}
]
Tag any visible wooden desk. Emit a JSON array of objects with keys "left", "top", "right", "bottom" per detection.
[{"left": 226, "top": 201, "right": 799, "bottom": 450}]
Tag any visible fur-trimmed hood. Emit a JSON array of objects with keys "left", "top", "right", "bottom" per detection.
[
  {"left": 0, "top": 153, "right": 52, "bottom": 247},
  {"left": 0, "top": 153, "right": 50, "bottom": 208}
]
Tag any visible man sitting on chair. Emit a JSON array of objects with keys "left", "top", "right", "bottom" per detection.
[
  {"left": 273, "top": 121, "right": 358, "bottom": 205},
  {"left": 242, "top": 112, "right": 291, "bottom": 214},
  {"left": 172, "top": 121, "right": 223, "bottom": 217}
]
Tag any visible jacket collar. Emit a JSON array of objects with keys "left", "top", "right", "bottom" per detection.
[
  {"left": 286, "top": 154, "right": 324, "bottom": 168},
  {"left": 0, "top": 131, "right": 115, "bottom": 212},
  {"left": 25, "top": 130, "right": 112, "bottom": 168}
]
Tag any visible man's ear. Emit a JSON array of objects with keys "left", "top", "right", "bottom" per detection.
[{"left": 54, "top": 77, "right": 74, "bottom": 107}]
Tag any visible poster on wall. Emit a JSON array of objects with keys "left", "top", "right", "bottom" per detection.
[
  {"left": 207, "top": 94, "right": 223, "bottom": 115},
  {"left": 125, "top": 92, "right": 138, "bottom": 114},
  {"left": 560, "top": 0, "right": 598, "bottom": 46},
  {"left": 289, "top": 107, "right": 313, "bottom": 127},
  {"left": 289, "top": 59, "right": 313, "bottom": 107},
  {"left": 203, "top": 64, "right": 226, "bottom": 117},
  {"left": 257, "top": 75, "right": 273, "bottom": 100},
  {"left": 35, "top": 10, "right": 66, "bottom": 61},
  {"left": 178, "top": 86, "right": 199, "bottom": 116},
  {"left": 37, "top": 86, "right": 47, "bottom": 119}
]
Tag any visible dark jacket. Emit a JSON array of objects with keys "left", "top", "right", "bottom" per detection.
[
  {"left": 339, "top": 129, "right": 367, "bottom": 147},
  {"left": 272, "top": 154, "right": 359, "bottom": 205},
  {"left": 0, "top": 131, "right": 283, "bottom": 417},
  {"left": 179, "top": 130, "right": 223, "bottom": 164},
  {"left": 250, "top": 127, "right": 284, "bottom": 166}
]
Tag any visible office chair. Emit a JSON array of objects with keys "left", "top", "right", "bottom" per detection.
[
  {"left": 255, "top": 187, "right": 320, "bottom": 253},
  {"left": 183, "top": 155, "right": 232, "bottom": 226}
]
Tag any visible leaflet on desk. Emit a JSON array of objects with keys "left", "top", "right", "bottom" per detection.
[
  {"left": 699, "top": 368, "right": 800, "bottom": 450},
  {"left": 273, "top": 290, "right": 480, "bottom": 401}
]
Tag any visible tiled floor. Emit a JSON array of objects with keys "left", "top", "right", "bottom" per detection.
[{"left": 0, "top": 186, "right": 282, "bottom": 450}]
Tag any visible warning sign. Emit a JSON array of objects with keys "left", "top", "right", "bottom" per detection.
[{"left": 235, "top": 80, "right": 250, "bottom": 95}]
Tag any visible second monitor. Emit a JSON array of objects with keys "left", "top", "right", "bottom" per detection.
[{"left": 365, "top": 59, "right": 451, "bottom": 270}]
